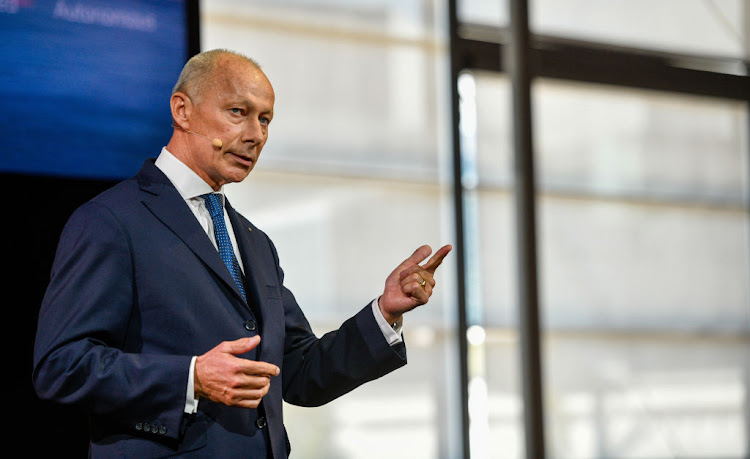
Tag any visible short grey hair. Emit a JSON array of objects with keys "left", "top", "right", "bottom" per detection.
[{"left": 172, "top": 49, "right": 261, "bottom": 100}]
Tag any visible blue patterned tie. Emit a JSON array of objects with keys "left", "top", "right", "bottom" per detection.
[{"left": 202, "top": 193, "right": 247, "bottom": 302}]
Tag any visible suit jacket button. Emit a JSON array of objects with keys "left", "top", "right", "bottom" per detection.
[
  {"left": 255, "top": 417, "right": 267, "bottom": 429},
  {"left": 143, "top": 423, "right": 151, "bottom": 432},
  {"left": 159, "top": 426, "right": 167, "bottom": 435},
  {"left": 151, "top": 425, "right": 159, "bottom": 434},
  {"left": 135, "top": 423, "right": 142, "bottom": 431},
  {"left": 244, "top": 319, "right": 257, "bottom": 332}
]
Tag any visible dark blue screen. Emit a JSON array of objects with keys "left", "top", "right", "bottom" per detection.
[{"left": 0, "top": 0, "right": 186, "bottom": 179}]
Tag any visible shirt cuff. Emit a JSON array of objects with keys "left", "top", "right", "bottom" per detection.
[
  {"left": 185, "top": 356, "right": 199, "bottom": 414},
  {"left": 371, "top": 298, "right": 403, "bottom": 346}
]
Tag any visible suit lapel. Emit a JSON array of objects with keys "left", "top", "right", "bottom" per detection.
[
  {"left": 226, "top": 198, "right": 288, "bottom": 365},
  {"left": 225, "top": 200, "right": 265, "bottom": 319},
  {"left": 136, "top": 161, "right": 247, "bottom": 304},
  {"left": 209, "top": 199, "right": 286, "bottom": 455}
]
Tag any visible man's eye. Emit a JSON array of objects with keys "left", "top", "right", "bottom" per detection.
[
  {"left": 230, "top": 108, "right": 242, "bottom": 115},
  {"left": 260, "top": 116, "right": 271, "bottom": 125}
]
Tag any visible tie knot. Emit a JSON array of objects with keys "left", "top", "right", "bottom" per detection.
[{"left": 201, "top": 193, "right": 224, "bottom": 219}]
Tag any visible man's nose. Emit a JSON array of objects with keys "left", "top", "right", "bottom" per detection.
[{"left": 241, "top": 119, "right": 265, "bottom": 145}]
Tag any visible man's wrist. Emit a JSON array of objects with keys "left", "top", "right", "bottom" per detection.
[
  {"left": 377, "top": 296, "right": 402, "bottom": 326},
  {"left": 372, "top": 298, "right": 403, "bottom": 345}
]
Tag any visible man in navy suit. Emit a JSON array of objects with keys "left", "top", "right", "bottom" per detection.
[{"left": 32, "top": 49, "right": 451, "bottom": 457}]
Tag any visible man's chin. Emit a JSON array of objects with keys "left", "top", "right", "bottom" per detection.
[{"left": 225, "top": 166, "right": 254, "bottom": 184}]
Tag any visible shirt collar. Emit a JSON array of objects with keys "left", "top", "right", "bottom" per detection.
[{"left": 155, "top": 147, "right": 223, "bottom": 203}]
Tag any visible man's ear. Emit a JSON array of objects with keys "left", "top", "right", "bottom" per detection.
[{"left": 170, "top": 91, "right": 193, "bottom": 129}]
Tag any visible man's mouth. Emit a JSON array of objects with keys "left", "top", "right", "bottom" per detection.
[{"left": 228, "top": 151, "right": 254, "bottom": 166}]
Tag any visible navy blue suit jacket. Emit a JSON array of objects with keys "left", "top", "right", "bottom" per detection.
[{"left": 32, "top": 159, "right": 406, "bottom": 457}]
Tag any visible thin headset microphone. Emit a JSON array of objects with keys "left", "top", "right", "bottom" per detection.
[{"left": 172, "top": 123, "right": 223, "bottom": 149}]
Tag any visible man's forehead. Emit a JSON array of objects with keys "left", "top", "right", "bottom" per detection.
[{"left": 213, "top": 57, "right": 273, "bottom": 99}]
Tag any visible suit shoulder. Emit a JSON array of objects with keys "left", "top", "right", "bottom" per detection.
[
  {"left": 82, "top": 158, "right": 165, "bottom": 212},
  {"left": 60, "top": 178, "right": 142, "bottom": 236},
  {"left": 89, "top": 176, "right": 140, "bottom": 208}
]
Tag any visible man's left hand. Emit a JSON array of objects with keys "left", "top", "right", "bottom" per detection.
[{"left": 378, "top": 244, "right": 452, "bottom": 325}]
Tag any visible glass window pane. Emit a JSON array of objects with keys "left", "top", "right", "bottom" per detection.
[
  {"left": 463, "top": 72, "right": 524, "bottom": 459},
  {"left": 459, "top": 0, "right": 749, "bottom": 62},
  {"left": 540, "top": 196, "right": 749, "bottom": 330},
  {"left": 473, "top": 72, "right": 514, "bottom": 188},
  {"left": 203, "top": 0, "right": 449, "bottom": 182},
  {"left": 535, "top": 81, "right": 749, "bottom": 204},
  {"left": 469, "top": 71, "right": 750, "bottom": 458},
  {"left": 481, "top": 332, "right": 524, "bottom": 459},
  {"left": 545, "top": 335, "right": 749, "bottom": 458},
  {"left": 458, "top": 0, "right": 509, "bottom": 28},
  {"left": 532, "top": 0, "right": 748, "bottom": 61},
  {"left": 535, "top": 81, "right": 750, "bottom": 330},
  {"left": 535, "top": 80, "right": 750, "bottom": 457}
]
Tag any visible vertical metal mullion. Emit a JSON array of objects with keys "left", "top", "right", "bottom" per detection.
[
  {"left": 508, "top": 0, "right": 546, "bottom": 458},
  {"left": 447, "top": 0, "right": 471, "bottom": 458}
]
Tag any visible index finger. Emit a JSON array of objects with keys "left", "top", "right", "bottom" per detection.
[
  {"left": 422, "top": 244, "right": 452, "bottom": 274},
  {"left": 397, "top": 245, "right": 432, "bottom": 270},
  {"left": 240, "top": 360, "right": 280, "bottom": 377}
]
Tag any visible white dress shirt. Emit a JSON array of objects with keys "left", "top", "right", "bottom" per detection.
[{"left": 154, "top": 148, "right": 402, "bottom": 413}]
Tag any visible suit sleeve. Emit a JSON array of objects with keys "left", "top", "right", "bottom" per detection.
[
  {"left": 32, "top": 202, "right": 192, "bottom": 441},
  {"left": 260, "top": 238, "right": 407, "bottom": 407}
]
